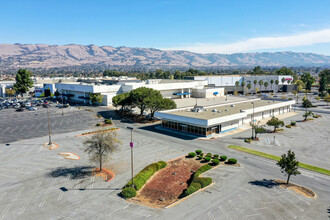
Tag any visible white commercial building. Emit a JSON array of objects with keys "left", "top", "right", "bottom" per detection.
[{"left": 155, "top": 98, "right": 295, "bottom": 137}]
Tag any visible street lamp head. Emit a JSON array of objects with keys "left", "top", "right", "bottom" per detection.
[{"left": 127, "top": 126, "right": 133, "bottom": 130}]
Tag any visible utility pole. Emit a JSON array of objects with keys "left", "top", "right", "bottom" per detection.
[
  {"left": 251, "top": 102, "right": 255, "bottom": 139},
  {"left": 61, "top": 89, "right": 64, "bottom": 116},
  {"left": 127, "top": 126, "right": 134, "bottom": 188},
  {"left": 47, "top": 107, "right": 52, "bottom": 145}
]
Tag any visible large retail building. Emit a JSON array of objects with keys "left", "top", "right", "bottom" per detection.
[{"left": 155, "top": 98, "right": 295, "bottom": 137}]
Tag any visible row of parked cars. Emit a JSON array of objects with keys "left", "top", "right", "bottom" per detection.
[{"left": 0, "top": 98, "right": 69, "bottom": 112}]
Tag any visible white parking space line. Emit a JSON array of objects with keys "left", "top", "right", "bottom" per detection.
[
  {"left": 274, "top": 194, "right": 304, "bottom": 212},
  {"left": 0, "top": 187, "right": 24, "bottom": 220},
  {"left": 256, "top": 207, "right": 283, "bottom": 220},
  {"left": 238, "top": 194, "right": 266, "bottom": 220},
  {"left": 272, "top": 199, "right": 297, "bottom": 219},
  {"left": 89, "top": 175, "right": 96, "bottom": 189},
  {"left": 18, "top": 181, "right": 42, "bottom": 215},
  {"left": 208, "top": 212, "right": 215, "bottom": 220},
  {"left": 57, "top": 176, "right": 70, "bottom": 201},
  {"left": 74, "top": 181, "right": 80, "bottom": 195},
  {"left": 0, "top": 192, "right": 7, "bottom": 202},
  {"left": 219, "top": 205, "right": 232, "bottom": 220},
  {"left": 18, "top": 124, "right": 27, "bottom": 132},
  {"left": 39, "top": 179, "right": 57, "bottom": 208},
  {"left": 0, "top": 127, "right": 11, "bottom": 134},
  {"left": 228, "top": 200, "right": 248, "bottom": 220}
]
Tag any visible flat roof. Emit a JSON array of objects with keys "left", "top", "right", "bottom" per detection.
[{"left": 166, "top": 99, "right": 286, "bottom": 120}]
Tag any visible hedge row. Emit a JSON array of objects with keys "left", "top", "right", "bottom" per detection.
[
  {"left": 122, "top": 161, "right": 167, "bottom": 198},
  {"left": 183, "top": 164, "right": 213, "bottom": 197}
]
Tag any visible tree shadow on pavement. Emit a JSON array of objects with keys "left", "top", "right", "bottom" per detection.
[
  {"left": 48, "top": 166, "right": 94, "bottom": 179},
  {"left": 248, "top": 179, "right": 280, "bottom": 188},
  {"left": 139, "top": 125, "right": 196, "bottom": 140}
]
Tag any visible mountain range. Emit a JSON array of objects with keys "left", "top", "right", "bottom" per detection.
[{"left": 0, "top": 44, "right": 330, "bottom": 71}]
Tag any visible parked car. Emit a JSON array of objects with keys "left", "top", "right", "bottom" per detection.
[
  {"left": 16, "top": 108, "right": 24, "bottom": 112},
  {"left": 43, "top": 103, "right": 50, "bottom": 108},
  {"left": 27, "top": 107, "right": 37, "bottom": 111}
]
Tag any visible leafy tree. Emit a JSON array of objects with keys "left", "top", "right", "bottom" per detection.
[
  {"left": 266, "top": 116, "right": 284, "bottom": 132},
  {"left": 302, "top": 98, "right": 312, "bottom": 108},
  {"left": 235, "top": 81, "right": 239, "bottom": 92},
  {"left": 276, "top": 67, "right": 293, "bottom": 76},
  {"left": 250, "top": 122, "right": 266, "bottom": 139},
  {"left": 129, "top": 87, "right": 155, "bottom": 115},
  {"left": 54, "top": 89, "right": 60, "bottom": 97},
  {"left": 83, "top": 130, "right": 120, "bottom": 171},
  {"left": 300, "top": 72, "right": 315, "bottom": 91},
  {"left": 13, "top": 69, "right": 34, "bottom": 96},
  {"left": 5, "top": 88, "right": 15, "bottom": 98},
  {"left": 89, "top": 93, "right": 104, "bottom": 106},
  {"left": 277, "top": 150, "right": 300, "bottom": 184},
  {"left": 303, "top": 111, "right": 313, "bottom": 121},
  {"left": 252, "top": 66, "right": 263, "bottom": 75},
  {"left": 324, "top": 95, "right": 330, "bottom": 106},
  {"left": 264, "top": 81, "right": 269, "bottom": 91},
  {"left": 281, "top": 77, "right": 286, "bottom": 84},
  {"left": 247, "top": 83, "right": 251, "bottom": 94},
  {"left": 319, "top": 69, "right": 330, "bottom": 84},
  {"left": 148, "top": 97, "right": 176, "bottom": 118},
  {"left": 112, "top": 93, "right": 131, "bottom": 111}
]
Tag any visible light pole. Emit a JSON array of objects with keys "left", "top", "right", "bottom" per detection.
[
  {"left": 61, "top": 89, "right": 64, "bottom": 116},
  {"left": 127, "top": 126, "right": 134, "bottom": 188},
  {"left": 47, "top": 107, "right": 52, "bottom": 145},
  {"left": 251, "top": 102, "right": 255, "bottom": 139}
]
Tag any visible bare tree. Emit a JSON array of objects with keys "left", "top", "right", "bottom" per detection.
[{"left": 83, "top": 131, "right": 121, "bottom": 171}]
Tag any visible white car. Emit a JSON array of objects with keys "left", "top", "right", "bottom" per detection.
[{"left": 28, "top": 107, "right": 37, "bottom": 111}]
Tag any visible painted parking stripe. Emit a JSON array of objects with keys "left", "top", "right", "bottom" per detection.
[
  {"left": 219, "top": 205, "right": 232, "bottom": 220},
  {"left": 18, "top": 181, "right": 42, "bottom": 215},
  {"left": 57, "top": 176, "right": 70, "bottom": 201},
  {"left": 208, "top": 212, "right": 215, "bottom": 220},
  {"left": 0, "top": 187, "right": 24, "bottom": 220},
  {"left": 228, "top": 200, "right": 248, "bottom": 220},
  {"left": 238, "top": 194, "right": 266, "bottom": 220},
  {"left": 0, "top": 192, "right": 7, "bottom": 202},
  {"left": 39, "top": 179, "right": 57, "bottom": 208}
]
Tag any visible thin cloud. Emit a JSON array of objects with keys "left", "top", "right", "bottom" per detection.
[{"left": 164, "top": 29, "right": 330, "bottom": 54}]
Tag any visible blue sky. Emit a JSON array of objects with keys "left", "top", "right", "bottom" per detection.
[{"left": 1, "top": 0, "right": 330, "bottom": 55}]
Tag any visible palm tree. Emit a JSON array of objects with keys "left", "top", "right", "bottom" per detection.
[
  {"left": 294, "top": 79, "right": 305, "bottom": 104},
  {"left": 275, "top": 80, "right": 279, "bottom": 93},
  {"left": 258, "top": 80, "right": 263, "bottom": 92},
  {"left": 241, "top": 82, "right": 245, "bottom": 95},
  {"left": 281, "top": 77, "right": 286, "bottom": 84},
  {"left": 83, "top": 130, "right": 120, "bottom": 171},
  {"left": 270, "top": 79, "right": 274, "bottom": 92},
  {"left": 264, "top": 81, "right": 269, "bottom": 92},
  {"left": 247, "top": 83, "right": 252, "bottom": 94},
  {"left": 253, "top": 80, "right": 258, "bottom": 94},
  {"left": 235, "top": 81, "right": 239, "bottom": 92}
]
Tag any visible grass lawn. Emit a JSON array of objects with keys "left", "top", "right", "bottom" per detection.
[{"left": 228, "top": 145, "right": 330, "bottom": 176}]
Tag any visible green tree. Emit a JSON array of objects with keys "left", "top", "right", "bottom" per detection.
[
  {"left": 303, "top": 111, "right": 313, "bottom": 121},
  {"left": 270, "top": 79, "right": 274, "bottom": 91},
  {"left": 275, "top": 79, "right": 279, "bottom": 92},
  {"left": 277, "top": 150, "right": 300, "bottom": 184},
  {"left": 319, "top": 69, "right": 330, "bottom": 84},
  {"left": 253, "top": 80, "right": 258, "bottom": 93},
  {"left": 281, "top": 77, "right": 286, "bottom": 84},
  {"left": 5, "top": 88, "right": 15, "bottom": 98},
  {"left": 252, "top": 66, "right": 263, "bottom": 75},
  {"left": 247, "top": 83, "right": 251, "bottom": 94},
  {"left": 129, "top": 87, "right": 155, "bottom": 115},
  {"left": 112, "top": 93, "right": 131, "bottom": 111},
  {"left": 300, "top": 72, "right": 315, "bottom": 91},
  {"left": 235, "top": 81, "right": 239, "bottom": 92},
  {"left": 54, "top": 89, "right": 60, "bottom": 97},
  {"left": 13, "top": 69, "right": 34, "bottom": 96},
  {"left": 148, "top": 97, "right": 177, "bottom": 118},
  {"left": 250, "top": 122, "right": 266, "bottom": 140},
  {"left": 266, "top": 116, "right": 284, "bottom": 132},
  {"left": 89, "top": 93, "right": 104, "bottom": 106},
  {"left": 258, "top": 80, "right": 263, "bottom": 91},
  {"left": 318, "top": 72, "right": 327, "bottom": 96},
  {"left": 276, "top": 67, "right": 293, "bottom": 76},
  {"left": 324, "top": 95, "right": 330, "bottom": 106},
  {"left": 302, "top": 98, "right": 312, "bottom": 108},
  {"left": 83, "top": 130, "right": 120, "bottom": 171},
  {"left": 264, "top": 81, "right": 269, "bottom": 91}
]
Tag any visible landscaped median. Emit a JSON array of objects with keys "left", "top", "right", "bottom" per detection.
[
  {"left": 75, "top": 127, "right": 119, "bottom": 137},
  {"left": 121, "top": 150, "right": 239, "bottom": 208},
  {"left": 228, "top": 145, "right": 330, "bottom": 176}
]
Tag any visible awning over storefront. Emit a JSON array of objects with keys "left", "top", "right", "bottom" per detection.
[{"left": 173, "top": 92, "right": 190, "bottom": 96}]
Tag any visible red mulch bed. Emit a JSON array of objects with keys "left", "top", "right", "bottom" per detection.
[
  {"left": 115, "top": 110, "right": 159, "bottom": 124},
  {"left": 132, "top": 157, "right": 205, "bottom": 207},
  {"left": 93, "top": 168, "right": 115, "bottom": 182}
]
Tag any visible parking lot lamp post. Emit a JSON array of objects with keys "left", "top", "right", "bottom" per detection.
[
  {"left": 127, "top": 127, "right": 134, "bottom": 188},
  {"left": 61, "top": 89, "right": 64, "bottom": 116},
  {"left": 251, "top": 102, "right": 255, "bottom": 139},
  {"left": 47, "top": 108, "right": 52, "bottom": 145}
]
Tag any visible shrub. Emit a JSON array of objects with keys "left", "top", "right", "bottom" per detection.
[
  {"left": 121, "top": 186, "right": 136, "bottom": 198},
  {"left": 96, "top": 123, "right": 101, "bottom": 126},
  {"left": 307, "top": 118, "right": 314, "bottom": 121},
  {"left": 204, "top": 156, "right": 211, "bottom": 162},
  {"left": 288, "top": 98, "right": 293, "bottom": 100},
  {"left": 125, "top": 161, "right": 167, "bottom": 190},
  {"left": 285, "top": 124, "right": 291, "bottom": 128},
  {"left": 190, "top": 182, "right": 202, "bottom": 191},
  {"left": 197, "top": 164, "right": 212, "bottom": 174},
  {"left": 188, "top": 152, "right": 196, "bottom": 158},
  {"left": 316, "top": 96, "right": 321, "bottom": 100},
  {"left": 290, "top": 121, "right": 296, "bottom": 126},
  {"left": 227, "top": 158, "right": 237, "bottom": 164},
  {"left": 220, "top": 156, "right": 227, "bottom": 161},
  {"left": 195, "top": 150, "right": 202, "bottom": 155},
  {"left": 313, "top": 115, "right": 321, "bottom": 118},
  {"left": 198, "top": 155, "right": 203, "bottom": 160},
  {"left": 104, "top": 119, "right": 112, "bottom": 124},
  {"left": 196, "top": 177, "right": 212, "bottom": 188},
  {"left": 244, "top": 138, "right": 252, "bottom": 143},
  {"left": 184, "top": 183, "right": 201, "bottom": 196},
  {"left": 213, "top": 154, "right": 219, "bottom": 159},
  {"left": 206, "top": 153, "right": 212, "bottom": 157},
  {"left": 212, "top": 159, "right": 220, "bottom": 165}
]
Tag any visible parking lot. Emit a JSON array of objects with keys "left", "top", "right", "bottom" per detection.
[
  {"left": 0, "top": 115, "right": 329, "bottom": 219},
  {"left": 0, "top": 106, "right": 99, "bottom": 144}
]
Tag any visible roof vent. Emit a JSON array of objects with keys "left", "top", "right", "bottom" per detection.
[
  {"left": 218, "top": 110, "right": 221, "bottom": 113},
  {"left": 212, "top": 109, "right": 217, "bottom": 112},
  {"left": 225, "top": 109, "right": 228, "bottom": 111},
  {"left": 230, "top": 104, "right": 235, "bottom": 107}
]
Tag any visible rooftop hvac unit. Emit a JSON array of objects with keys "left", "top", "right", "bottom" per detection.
[
  {"left": 225, "top": 109, "right": 228, "bottom": 111},
  {"left": 212, "top": 109, "right": 217, "bottom": 112},
  {"left": 230, "top": 104, "right": 235, "bottom": 107}
]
